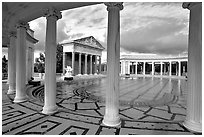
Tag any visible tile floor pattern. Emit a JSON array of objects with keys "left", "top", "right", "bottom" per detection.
[{"left": 2, "top": 76, "right": 201, "bottom": 135}]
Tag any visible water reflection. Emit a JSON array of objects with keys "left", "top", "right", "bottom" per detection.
[{"left": 49, "top": 77, "right": 187, "bottom": 107}]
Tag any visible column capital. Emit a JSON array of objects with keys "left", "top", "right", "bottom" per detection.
[
  {"left": 85, "top": 53, "right": 88, "bottom": 56},
  {"left": 44, "top": 7, "right": 62, "bottom": 20},
  {"left": 16, "top": 21, "right": 29, "bottom": 29},
  {"left": 104, "top": 2, "right": 123, "bottom": 11},
  {"left": 182, "top": 2, "right": 201, "bottom": 10},
  {"left": 8, "top": 31, "right": 17, "bottom": 38}
]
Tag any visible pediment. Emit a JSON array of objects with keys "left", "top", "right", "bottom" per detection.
[{"left": 73, "top": 36, "right": 104, "bottom": 50}]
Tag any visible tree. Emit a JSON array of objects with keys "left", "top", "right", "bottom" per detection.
[
  {"left": 34, "top": 53, "right": 45, "bottom": 73},
  {"left": 34, "top": 43, "right": 63, "bottom": 74},
  {"left": 2, "top": 55, "right": 8, "bottom": 74},
  {"left": 56, "top": 43, "right": 63, "bottom": 73}
]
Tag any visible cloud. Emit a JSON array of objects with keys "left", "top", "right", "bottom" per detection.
[
  {"left": 120, "top": 2, "right": 189, "bottom": 55},
  {"left": 29, "top": 2, "right": 189, "bottom": 56}
]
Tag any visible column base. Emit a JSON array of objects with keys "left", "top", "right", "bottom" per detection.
[
  {"left": 13, "top": 95, "right": 28, "bottom": 103},
  {"left": 42, "top": 105, "right": 58, "bottom": 115},
  {"left": 183, "top": 120, "right": 202, "bottom": 133},
  {"left": 7, "top": 89, "right": 16, "bottom": 94},
  {"left": 77, "top": 74, "right": 82, "bottom": 76},
  {"left": 102, "top": 115, "right": 121, "bottom": 127},
  {"left": 94, "top": 73, "right": 98, "bottom": 75},
  {"left": 84, "top": 74, "right": 88, "bottom": 76}
]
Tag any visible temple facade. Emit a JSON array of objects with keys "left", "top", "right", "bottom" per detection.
[{"left": 61, "top": 36, "right": 105, "bottom": 76}]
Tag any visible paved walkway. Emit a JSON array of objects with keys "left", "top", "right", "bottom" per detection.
[{"left": 2, "top": 76, "right": 201, "bottom": 135}]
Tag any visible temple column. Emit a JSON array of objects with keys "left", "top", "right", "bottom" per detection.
[
  {"left": 99, "top": 56, "right": 101, "bottom": 74},
  {"left": 72, "top": 52, "right": 75, "bottom": 75},
  {"left": 90, "top": 55, "right": 93, "bottom": 75},
  {"left": 135, "top": 61, "right": 137, "bottom": 75},
  {"left": 143, "top": 62, "right": 146, "bottom": 75},
  {"left": 62, "top": 52, "right": 66, "bottom": 75},
  {"left": 14, "top": 21, "right": 29, "bottom": 103},
  {"left": 131, "top": 62, "right": 134, "bottom": 74},
  {"left": 183, "top": 2, "right": 202, "bottom": 132},
  {"left": 42, "top": 8, "right": 62, "bottom": 114},
  {"left": 7, "top": 31, "right": 16, "bottom": 94},
  {"left": 169, "top": 61, "right": 172, "bottom": 76},
  {"left": 103, "top": 2, "right": 123, "bottom": 127},
  {"left": 78, "top": 53, "right": 82, "bottom": 75},
  {"left": 94, "top": 55, "right": 97, "bottom": 75},
  {"left": 164, "top": 62, "right": 166, "bottom": 75},
  {"left": 152, "top": 62, "right": 154, "bottom": 76},
  {"left": 178, "top": 61, "right": 181, "bottom": 76},
  {"left": 127, "top": 61, "right": 130, "bottom": 74},
  {"left": 160, "top": 62, "right": 163, "bottom": 76},
  {"left": 84, "top": 54, "right": 88, "bottom": 75}
]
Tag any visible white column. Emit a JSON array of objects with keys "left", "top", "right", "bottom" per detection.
[
  {"left": 127, "top": 61, "right": 130, "bottom": 74},
  {"left": 42, "top": 8, "right": 62, "bottom": 114},
  {"left": 7, "top": 31, "right": 16, "bottom": 94},
  {"left": 72, "top": 52, "right": 75, "bottom": 75},
  {"left": 14, "top": 21, "right": 29, "bottom": 103},
  {"left": 183, "top": 2, "right": 202, "bottom": 132},
  {"left": 94, "top": 55, "right": 97, "bottom": 75},
  {"left": 99, "top": 56, "right": 101, "bottom": 74},
  {"left": 178, "top": 61, "right": 181, "bottom": 76},
  {"left": 78, "top": 53, "right": 81, "bottom": 75},
  {"left": 90, "top": 55, "right": 92, "bottom": 75},
  {"left": 135, "top": 61, "right": 137, "bottom": 75},
  {"left": 160, "top": 62, "right": 163, "bottom": 76},
  {"left": 27, "top": 47, "right": 33, "bottom": 81},
  {"left": 62, "top": 52, "right": 66, "bottom": 75},
  {"left": 143, "top": 62, "right": 146, "bottom": 75},
  {"left": 169, "top": 61, "right": 172, "bottom": 76},
  {"left": 84, "top": 54, "right": 88, "bottom": 75},
  {"left": 152, "top": 62, "right": 154, "bottom": 76},
  {"left": 103, "top": 2, "right": 123, "bottom": 127},
  {"left": 31, "top": 47, "right": 34, "bottom": 78}
]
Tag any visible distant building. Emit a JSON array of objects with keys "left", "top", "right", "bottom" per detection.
[{"left": 61, "top": 36, "right": 105, "bottom": 75}]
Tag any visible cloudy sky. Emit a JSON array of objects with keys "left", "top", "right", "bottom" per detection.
[{"left": 29, "top": 2, "right": 189, "bottom": 60}]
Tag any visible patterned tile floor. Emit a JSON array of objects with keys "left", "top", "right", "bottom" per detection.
[{"left": 2, "top": 75, "right": 201, "bottom": 135}]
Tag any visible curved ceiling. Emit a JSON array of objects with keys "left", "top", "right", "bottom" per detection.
[{"left": 2, "top": 2, "right": 102, "bottom": 46}]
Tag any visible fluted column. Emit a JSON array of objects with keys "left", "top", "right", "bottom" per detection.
[
  {"left": 90, "top": 55, "right": 93, "bottom": 75},
  {"left": 103, "top": 2, "right": 123, "bottom": 127},
  {"left": 183, "top": 2, "right": 202, "bottom": 132},
  {"left": 99, "top": 56, "right": 101, "bottom": 74},
  {"left": 72, "top": 52, "right": 75, "bottom": 75},
  {"left": 135, "top": 62, "right": 137, "bottom": 75},
  {"left": 84, "top": 54, "right": 88, "bottom": 75},
  {"left": 78, "top": 53, "right": 82, "bottom": 75},
  {"left": 178, "top": 61, "right": 181, "bottom": 76},
  {"left": 143, "top": 62, "right": 146, "bottom": 75},
  {"left": 42, "top": 8, "right": 62, "bottom": 114},
  {"left": 7, "top": 31, "right": 16, "bottom": 94},
  {"left": 152, "top": 62, "right": 154, "bottom": 76},
  {"left": 160, "top": 62, "right": 163, "bottom": 76},
  {"left": 94, "top": 55, "right": 97, "bottom": 75},
  {"left": 62, "top": 52, "right": 66, "bottom": 75},
  {"left": 14, "top": 21, "right": 29, "bottom": 102}
]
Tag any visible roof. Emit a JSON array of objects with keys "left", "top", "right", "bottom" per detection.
[
  {"left": 120, "top": 54, "right": 188, "bottom": 61},
  {"left": 62, "top": 36, "right": 105, "bottom": 50}
]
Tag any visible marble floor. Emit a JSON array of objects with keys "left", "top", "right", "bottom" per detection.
[{"left": 2, "top": 76, "right": 201, "bottom": 135}]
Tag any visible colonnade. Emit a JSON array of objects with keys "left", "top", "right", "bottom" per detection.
[
  {"left": 63, "top": 52, "right": 102, "bottom": 75},
  {"left": 121, "top": 60, "right": 187, "bottom": 77},
  {"left": 7, "top": 25, "right": 36, "bottom": 96},
  {"left": 5, "top": 2, "right": 201, "bottom": 132}
]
